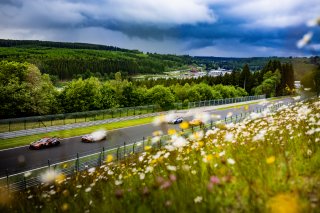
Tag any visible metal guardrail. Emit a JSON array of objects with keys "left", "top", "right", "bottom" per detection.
[
  {"left": 0, "top": 104, "right": 164, "bottom": 133},
  {"left": 0, "top": 112, "right": 166, "bottom": 139},
  {"left": 188, "top": 95, "right": 266, "bottom": 108},
  {"left": 0, "top": 98, "right": 297, "bottom": 192}
]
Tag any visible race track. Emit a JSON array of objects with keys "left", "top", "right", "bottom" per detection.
[{"left": 0, "top": 98, "right": 293, "bottom": 177}]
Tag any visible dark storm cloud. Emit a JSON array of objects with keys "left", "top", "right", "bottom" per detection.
[
  {"left": 0, "top": 0, "right": 22, "bottom": 7},
  {"left": 0, "top": 0, "right": 319, "bottom": 56}
]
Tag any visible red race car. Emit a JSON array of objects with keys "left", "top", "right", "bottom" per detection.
[{"left": 29, "top": 137, "right": 61, "bottom": 150}]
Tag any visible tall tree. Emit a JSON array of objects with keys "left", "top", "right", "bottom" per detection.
[
  {"left": 239, "top": 64, "right": 252, "bottom": 93},
  {"left": 61, "top": 77, "right": 102, "bottom": 112},
  {"left": 146, "top": 85, "right": 175, "bottom": 110},
  {"left": 0, "top": 61, "right": 58, "bottom": 118},
  {"left": 314, "top": 66, "right": 320, "bottom": 97}
]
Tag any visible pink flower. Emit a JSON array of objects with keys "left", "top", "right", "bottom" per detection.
[
  {"left": 156, "top": 176, "right": 165, "bottom": 185},
  {"left": 207, "top": 182, "right": 213, "bottom": 191},
  {"left": 210, "top": 176, "right": 220, "bottom": 185},
  {"left": 160, "top": 181, "right": 172, "bottom": 190},
  {"left": 169, "top": 174, "right": 177, "bottom": 182}
]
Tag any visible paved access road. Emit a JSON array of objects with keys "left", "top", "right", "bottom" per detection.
[{"left": 0, "top": 98, "right": 293, "bottom": 177}]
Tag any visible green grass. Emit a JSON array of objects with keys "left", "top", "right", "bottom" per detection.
[
  {"left": 1, "top": 99, "right": 319, "bottom": 212},
  {"left": 0, "top": 117, "right": 154, "bottom": 150}
]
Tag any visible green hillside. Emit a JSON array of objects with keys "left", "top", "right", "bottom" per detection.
[
  {"left": 0, "top": 39, "right": 317, "bottom": 81},
  {"left": 0, "top": 40, "right": 192, "bottom": 80}
]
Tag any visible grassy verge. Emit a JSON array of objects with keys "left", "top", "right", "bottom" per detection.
[
  {"left": 0, "top": 108, "right": 154, "bottom": 133},
  {"left": 0, "top": 117, "right": 154, "bottom": 150}
]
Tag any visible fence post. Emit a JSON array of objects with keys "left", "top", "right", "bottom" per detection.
[
  {"left": 124, "top": 142, "right": 126, "bottom": 157},
  {"left": 210, "top": 120, "right": 213, "bottom": 129},
  {"left": 6, "top": 169, "right": 9, "bottom": 191},
  {"left": 143, "top": 137, "right": 145, "bottom": 150},
  {"left": 23, "top": 176, "right": 27, "bottom": 190},
  {"left": 102, "top": 147, "right": 105, "bottom": 162},
  {"left": 111, "top": 110, "right": 114, "bottom": 118},
  {"left": 98, "top": 152, "right": 102, "bottom": 166},
  {"left": 133, "top": 142, "right": 136, "bottom": 153},
  {"left": 48, "top": 160, "right": 50, "bottom": 169},
  {"left": 76, "top": 153, "right": 79, "bottom": 172},
  {"left": 24, "top": 120, "right": 26, "bottom": 130},
  {"left": 117, "top": 147, "right": 120, "bottom": 160}
]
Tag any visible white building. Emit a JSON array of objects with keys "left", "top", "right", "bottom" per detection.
[{"left": 208, "top": 68, "right": 232, "bottom": 77}]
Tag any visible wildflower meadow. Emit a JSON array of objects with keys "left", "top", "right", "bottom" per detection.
[{"left": 1, "top": 98, "right": 320, "bottom": 213}]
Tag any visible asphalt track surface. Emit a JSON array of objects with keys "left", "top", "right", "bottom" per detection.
[{"left": 0, "top": 98, "right": 293, "bottom": 177}]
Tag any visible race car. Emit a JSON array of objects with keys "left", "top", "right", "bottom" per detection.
[
  {"left": 29, "top": 137, "right": 61, "bottom": 150},
  {"left": 169, "top": 117, "right": 184, "bottom": 124},
  {"left": 81, "top": 130, "right": 107, "bottom": 143}
]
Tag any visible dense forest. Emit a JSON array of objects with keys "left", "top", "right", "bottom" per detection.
[
  {"left": 0, "top": 58, "right": 300, "bottom": 119},
  {"left": 0, "top": 40, "right": 193, "bottom": 80},
  {"left": 0, "top": 39, "right": 318, "bottom": 81}
]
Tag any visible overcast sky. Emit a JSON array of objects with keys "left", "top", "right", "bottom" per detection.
[{"left": 0, "top": 0, "right": 319, "bottom": 57}]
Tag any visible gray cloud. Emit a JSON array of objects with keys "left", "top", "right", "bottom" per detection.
[
  {"left": 0, "top": 0, "right": 22, "bottom": 7},
  {"left": 0, "top": 0, "right": 319, "bottom": 57}
]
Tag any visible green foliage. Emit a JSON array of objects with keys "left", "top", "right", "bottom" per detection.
[
  {"left": 254, "top": 70, "right": 281, "bottom": 97},
  {"left": 0, "top": 58, "right": 302, "bottom": 118},
  {"left": 314, "top": 67, "right": 320, "bottom": 97},
  {"left": 0, "top": 45, "right": 190, "bottom": 80},
  {"left": 100, "top": 83, "right": 119, "bottom": 109},
  {"left": 61, "top": 77, "right": 102, "bottom": 112},
  {"left": 146, "top": 85, "right": 175, "bottom": 109},
  {"left": 0, "top": 61, "right": 58, "bottom": 118},
  {"left": 239, "top": 64, "right": 253, "bottom": 92},
  {"left": 301, "top": 66, "right": 320, "bottom": 96}
]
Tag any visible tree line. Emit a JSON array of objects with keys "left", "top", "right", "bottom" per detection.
[{"left": 0, "top": 61, "right": 248, "bottom": 119}]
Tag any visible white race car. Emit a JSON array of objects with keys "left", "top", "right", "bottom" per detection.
[{"left": 81, "top": 130, "right": 107, "bottom": 143}]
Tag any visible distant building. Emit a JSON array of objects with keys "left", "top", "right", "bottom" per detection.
[{"left": 208, "top": 68, "right": 232, "bottom": 77}]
